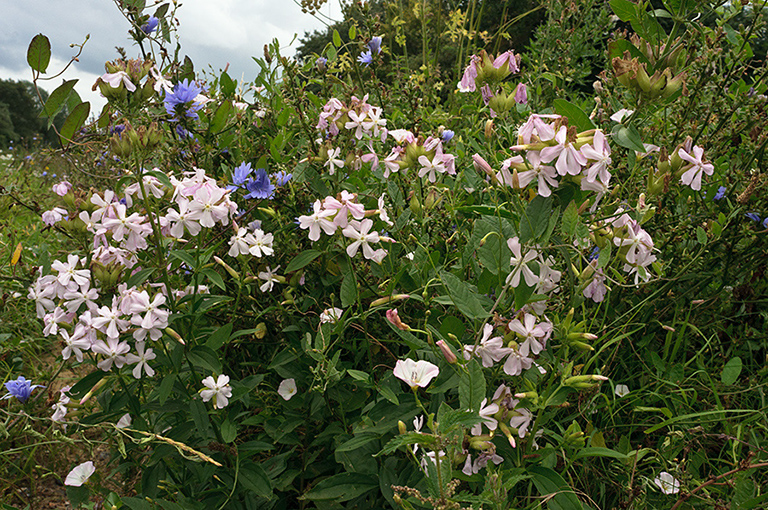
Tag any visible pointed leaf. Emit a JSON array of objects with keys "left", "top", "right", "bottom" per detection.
[
  {"left": 27, "top": 34, "right": 51, "bottom": 73},
  {"left": 40, "top": 79, "right": 77, "bottom": 124},
  {"left": 59, "top": 102, "right": 90, "bottom": 146}
]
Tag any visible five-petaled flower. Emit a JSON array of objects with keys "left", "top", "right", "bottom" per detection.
[
  {"left": 278, "top": 378, "right": 297, "bottom": 401},
  {"left": 200, "top": 374, "right": 233, "bottom": 409}
]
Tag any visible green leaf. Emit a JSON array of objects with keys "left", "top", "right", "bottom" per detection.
[
  {"left": 126, "top": 267, "right": 156, "bottom": 288},
  {"left": 553, "top": 99, "right": 595, "bottom": 132},
  {"left": 519, "top": 195, "right": 552, "bottom": 244},
  {"left": 336, "top": 434, "right": 379, "bottom": 452},
  {"left": 170, "top": 249, "right": 197, "bottom": 269},
  {"left": 210, "top": 100, "right": 233, "bottom": 133},
  {"left": 221, "top": 419, "right": 237, "bottom": 443},
  {"left": 459, "top": 359, "right": 486, "bottom": 413},
  {"left": 721, "top": 356, "right": 742, "bottom": 385},
  {"left": 27, "top": 34, "right": 51, "bottom": 73},
  {"left": 187, "top": 345, "right": 222, "bottom": 374},
  {"left": 59, "top": 102, "right": 90, "bottom": 146},
  {"left": 598, "top": 242, "right": 612, "bottom": 269},
  {"left": 340, "top": 271, "right": 358, "bottom": 308},
  {"left": 378, "top": 432, "right": 438, "bottom": 455},
  {"left": 301, "top": 473, "right": 378, "bottom": 501},
  {"left": 121, "top": 497, "right": 154, "bottom": 510},
  {"left": 157, "top": 374, "right": 175, "bottom": 405},
  {"left": 239, "top": 461, "right": 273, "bottom": 499},
  {"left": 219, "top": 71, "right": 235, "bottom": 96},
  {"left": 561, "top": 201, "right": 578, "bottom": 237},
  {"left": 189, "top": 399, "right": 213, "bottom": 439},
  {"left": 611, "top": 124, "right": 645, "bottom": 153},
  {"left": 40, "top": 79, "right": 77, "bottom": 124},
  {"left": 286, "top": 249, "right": 322, "bottom": 273},
  {"left": 206, "top": 323, "right": 233, "bottom": 350},
  {"left": 200, "top": 267, "right": 226, "bottom": 291},
  {"left": 529, "top": 466, "right": 584, "bottom": 510},
  {"left": 696, "top": 226, "right": 707, "bottom": 245},
  {"left": 609, "top": 0, "right": 638, "bottom": 22},
  {"left": 348, "top": 25, "right": 357, "bottom": 40},
  {"left": 574, "top": 447, "right": 628, "bottom": 460},
  {"left": 440, "top": 271, "right": 488, "bottom": 319},
  {"left": 332, "top": 29, "right": 342, "bottom": 48}
]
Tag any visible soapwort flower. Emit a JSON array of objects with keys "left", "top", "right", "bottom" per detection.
[{"left": 393, "top": 359, "right": 439, "bottom": 389}]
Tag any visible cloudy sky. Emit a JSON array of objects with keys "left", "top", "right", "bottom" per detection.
[{"left": 0, "top": 0, "right": 341, "bottom": 110}]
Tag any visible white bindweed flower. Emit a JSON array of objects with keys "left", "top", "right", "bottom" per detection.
[
  {"left": 614, "top": 384, "right": 629, "bottom": 397},
  {"left": 320, "top": 307, "right": 343, "bottom": 324},
  {"left": 64, "top": 461, "right": 96, "bottom": 486},
  {"left": 278, "top": 378, "right": 297, "bottom": 401},
  {"left": 200, "top": 374, "right": 233, "bottom": 409},
  {"left": 116, "top": 413, "right": 132, "bottom": 429},
  {"left": 393, "top": 359, "right": 439, "bottom": 389},
  {"left": 653, "top": 471, "right": 680, "bottom": 494}
]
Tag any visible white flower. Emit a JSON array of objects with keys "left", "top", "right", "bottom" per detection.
[
  {"left": 320, "top": 307, "right": 343, "bottom": 324},
  {"left": 609, "top": 108, "right": 634, "bottom": 123},
  {"left": 614, "top": 384, "right": 629, "bottom": 397},
  {"left": 116, "top": 413, "right": 132, "bottom": 429},
  {"left": 653, "top": 471, "right": 680, "bottom": 494},
  {"left": 125, "top": 343, "right": 157, "bottom": 379},
  {"left": 258, "top": 265, "right": 281, "bottom": 293},
  {"left": 393, "top": 359, "right": 439, "bottom": 389},
  {"left": 200, "top": 374, "right": 233, "bottom": 409},
  {"left": 278, "top": 378, "right": 297, "bottom": 401},
  {"left": 65, "top": 461, "right": 96, "bottom": 486}
]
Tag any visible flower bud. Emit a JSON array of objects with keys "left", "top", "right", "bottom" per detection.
[
  {"left": 436, "top": 340, "right": 457, "bottom": 363},
  {"left": 213, "top": 256, "right": 240, "bottom": 279},
  {"left": 370, "top": 294, "right": 410, "bottom": 308},
  {"left": 386, "top": 308, "right": 411, "bottom": 331},
  {"left": 398, "top": 420, "right": 407, "bottom": 435},
  {"left": 165, "top": 327, "right": 186, "bottom": 345}
]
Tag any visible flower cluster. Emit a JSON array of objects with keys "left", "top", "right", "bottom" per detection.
[
  {"left": 28, "top": 168, "right": 244, "bottom": 419},
  {"left": 458, "top": 49, "right": 527, "bottom": 115},
  {"left": 298, "top": 191, "right": 393, "bottom": 263},
  {"left": 317, "top": 94, "right": 387, "bottom": 141}
]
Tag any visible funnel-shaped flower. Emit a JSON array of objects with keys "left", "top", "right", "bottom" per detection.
[{"left": 393, "top": 359, "right": 439, "bottom": 389}]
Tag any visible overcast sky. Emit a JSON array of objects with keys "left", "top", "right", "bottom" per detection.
[{"left": 0, "top": 0, "right": 341, "bottom": 111}]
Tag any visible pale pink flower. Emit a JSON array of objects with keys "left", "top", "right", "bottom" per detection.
[
  {"left": 92, "top": 336, "right": 130, "bottom": 371},
  {"left": 464, "top": 324, "right": 512, "bottom": 368},
  {"left": 298, "top": 200, "right": 337, "bottom": 241},
  {"left": 42, "top": 207, "right": 68, "bottom": 226},
  {"left": 393, "top": 359, "right": 439, "bottom": 389},
  {"left": 99, "top": 71, "right": 136, "bottom": 92},
  {"left": 278, "top": 378, "right": 297, "bottom": 400},
  {"left": 580, "top": 130, "right": 612, "bottom": 185},
  {"left": 342, "top": 219, "right": 381, "bottom": 259},
  {"left": 470, "top": 398, "right": 499, "bottom": 436},
  {"left": 324, "top": 147, "right": 345, "bottom": 175},
  {"left": 508, "top": 313, "right": 551, "bottom": 357},
  {"left": 200, "top": 374, "right": 232, "bottom": 409},
  {"left": 125, "top": 343, "right": 157, "bottom": 379},
  {"left": 678, "top": 146, "right": 714, "bottom": 191},
  {"left": 320, "top": 307, "right": 343, "bottom": 324},
  {"left": 52, "top": 180, "right": 72, "bottom": 196},
  {"left": 65, "top": 461, "right": 96, "bottom": 486},
  {"left": 540, "top": 126, "right": 587, "bottom": 176},
  {"left": 507, "top": 237, "right": 539, "bottom": 288}
]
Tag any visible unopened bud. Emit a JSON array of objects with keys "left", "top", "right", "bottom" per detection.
[
  {"left": 213, "top": 256, "right": 240, "bottom": 279},
  {"left": 436, "top": 340, "right": 457, "bottom": 363},
  {"left": 80, "top": 378, "right": 107, "bottom": 405},
  {"left": 165, "top": 327, "right": 185, "bottom": 345},
  {"left": 370, "top": 294, "right": 410, "bottom": 308},
  {"left": 398, "top": 420, "right": 407, "bottom": 435},
  {"left": 386, "top": 308, "right": 411, "bottom": 331}
]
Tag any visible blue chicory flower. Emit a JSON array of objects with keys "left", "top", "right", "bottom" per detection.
[
  {"left": 745, "top": 212, "right": 761, "bottom": 222},
  {"left": 3, "top": 376, "right": 45, "bottom": 403},
  {"left": 713, "top": 186, "right": 726, "bottom": 201},
  {"left": 164, "top": 80, "right": 204, "bottom": 120},
  {"left": 272, "top": 170, "right": 292, "bottom": 187},
  {"left": 358, "top": 50, "right": 373, "bottom": 67},
  {"left": 441, "top": 130, "right": 455, "bottom": 143},
  {"left": 763, "top": 217, "right": 768, "bottom": 229},
  {"left": 227, "top": 162, "right": 253, "bottom": 191},
  {"left": 588, "top": 246, "right": 600, "bottom": 261},
  {"left": 316, "top": 57, "right": 327, "bottom": 71},
  {"left": 368, "top": 36, "right": 382, "bottom": 54},
  {"left": 244, "top": 168, "right": 275, "bottom": 200},
  {"left": 142, "top": 16, "right": 159, "bottom": 35}
]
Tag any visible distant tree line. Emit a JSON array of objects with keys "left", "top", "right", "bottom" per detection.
[{"left": 0, "top": 80, "right": 65, "bottom": 149}]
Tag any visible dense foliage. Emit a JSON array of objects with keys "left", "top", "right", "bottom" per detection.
[{"left": 1, "top": 1, "right": 768, "bottom": 509}]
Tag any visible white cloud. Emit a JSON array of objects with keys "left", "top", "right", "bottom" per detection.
[{"left": 0, "top": 0, "right": 342, "bottom": 110}]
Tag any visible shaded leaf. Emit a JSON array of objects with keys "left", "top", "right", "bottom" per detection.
[{"left": 27, "top": 34, "right": 51, "bottom": 73}]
